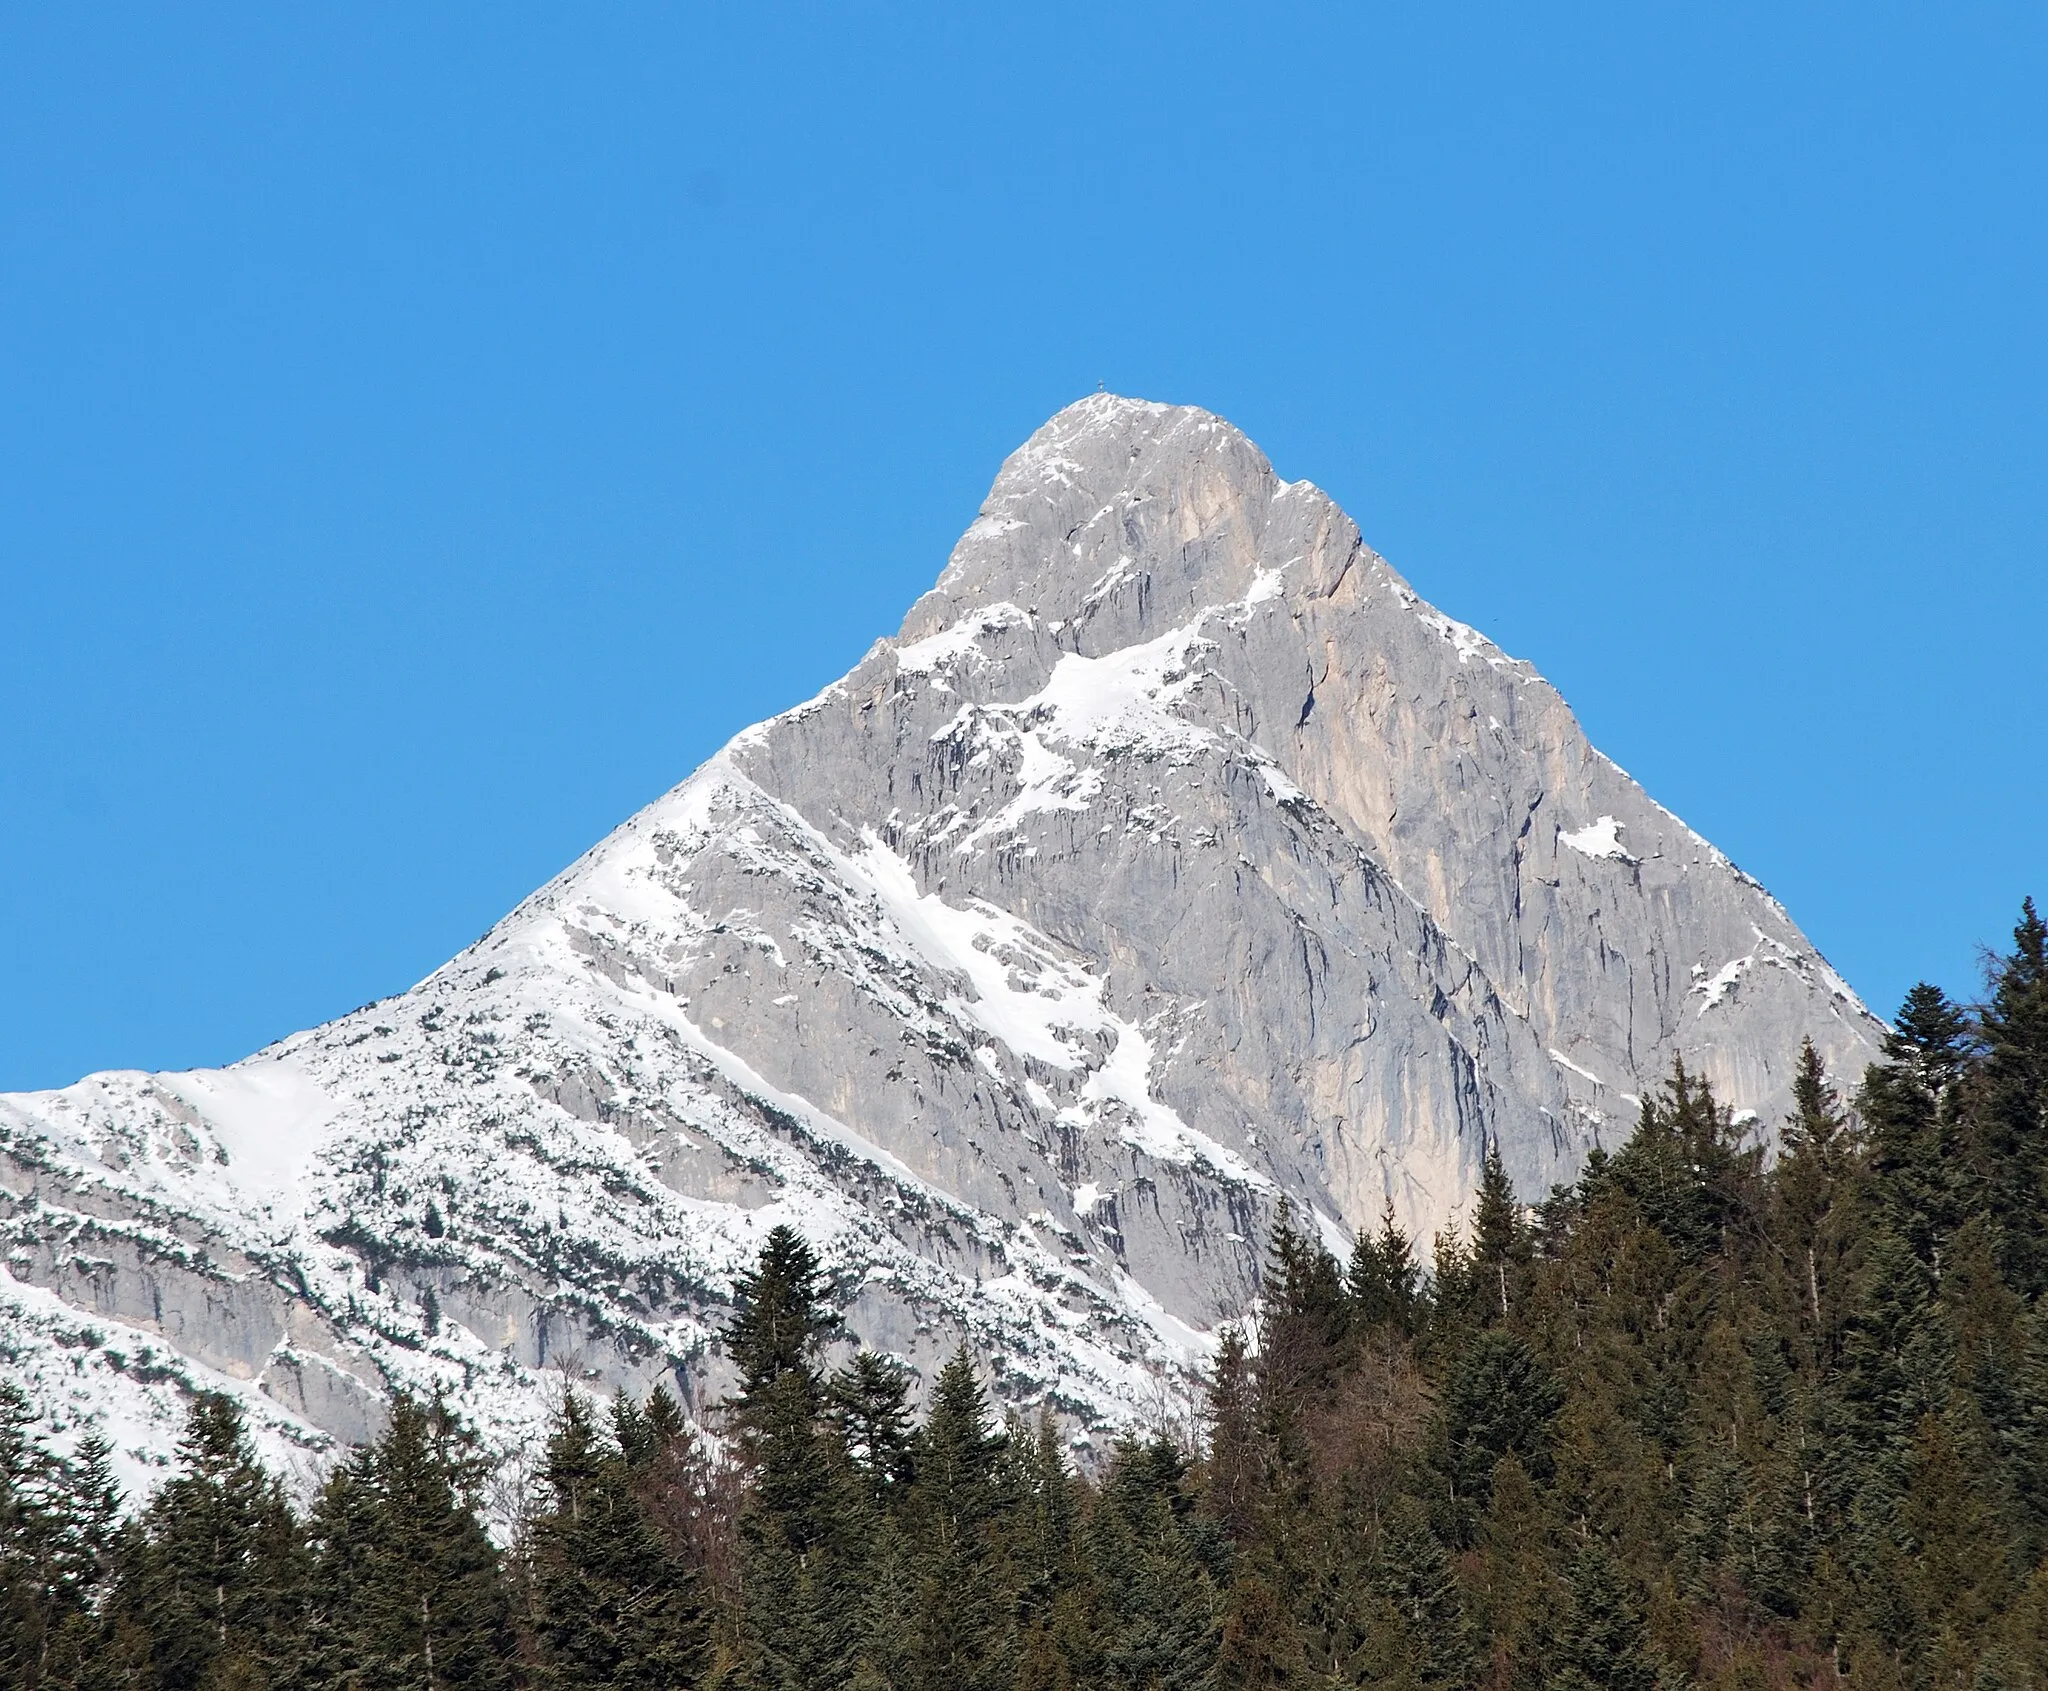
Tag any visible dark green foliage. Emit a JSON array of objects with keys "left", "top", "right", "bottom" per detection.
[
  {"left": 1214, "top": 1574, "right": 1307, "bottom": 1689},
  {"left": 526, "top": 1390, "right": 707, "bottom": 1691},
  {"left": 1, "top": 1382, "right": 97, "bottom": 1690},
  {"left": 20, "top": 896, "right": 2048, "bottom": 1691},
  {"left": 1259, "top": 1200, "right": 1350, "bottom": 1411},
  {"left": 1776, "top": 1036, "right": 1861, "bottom": 1353},
  {"left": 1188, "top": 899, "right": 2048, "bottom": 1691},
  {"left": 1348, "top": 1199, "right": 1421, "bottom": 1336},
  {"left": 725, "top": 1224, "right": 837, "bottom": 1426},
  {"left": 732, "top": 1367, "right": 862, "bottom": 1691},
  {"left": 827, "top": 1351, "right": 914, "bottom": 1506},
  {"left": 1550, "top": 1543, "right": 1659, "bottom": 1691},
  {"left": 1437, "top": 1330, "right": 1565, "bottom": 1507},
  {"left": 313, "top": 1392, "right": 512, "bottom": 1691},
  {"left": 1470, "top": 1139, "right": 1530, "bottom": 1323},
  {"left": 1863, "top": 981, "right": 1976, "bottom": 1271},
  {"left": 1978, "top": 899, "right": 2048, "bottom": 1295},
  {"left": 1366, "top": 1494, "right": 1474, "bottom": 1687},
  {"left": 107, "top": 1391, "right": 307, "bottom": 1691},
  {"left": 1085, "top": 1436, "right": 1219, "bottom": 1690},
  {"left": 1599, "top": 1057, "right": 1760, "bottom": 1264},
  {"left": 899, "top": 1346, "right": 1011, "bottom": 1691},
  {"left": 1203, "top": 1325, "right": 1262, "bottom": 1544}
]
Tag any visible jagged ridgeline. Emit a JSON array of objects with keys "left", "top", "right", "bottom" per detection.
[
  {"left": 2, "top": 395, "right": 1879, "bottom": 1478},
  {"left": 6, "top": 903, "right": 2047, "bottom": 1689}
]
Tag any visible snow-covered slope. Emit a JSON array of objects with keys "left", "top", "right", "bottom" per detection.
[{"left": 0, "top": 396, "right": 1883, "bottom": 1489}]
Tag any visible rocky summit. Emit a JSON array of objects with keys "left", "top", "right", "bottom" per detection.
[{"left": 0, "top": 396, "right": 1882, "bottom": 1492}]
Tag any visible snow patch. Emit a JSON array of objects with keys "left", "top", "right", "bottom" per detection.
[
  {"left": 1547, "top": 1048, "right": 1606, "bottom": 1088},
  {"left": 894, "top": 602, "right": 1030, "bottom": 677},
  {"left": 1559, "top": 816, "right": 1639, "bottom": 864}
]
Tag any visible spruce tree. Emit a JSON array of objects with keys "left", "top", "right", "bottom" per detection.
[
  {"left": 0, "top": 1382, "right": 78, "bottom": 1690},
  {"left": 1550, "top": 1543, "right": 1659, "bottom": 1691},
  {"left": 1470, "top": 1455, "right": 1565, "bottom": 1685},
  {"left": 527, "top": 1390, "right": 708, "bottom": 1691},
  {"left": 40, "top": 1429, "right": 126, "bottom": 1687},
  {"left": 329, "top": 1393, "right": 512, "bottom": 1691},
  {"left": 1087, "top": 1436, "right": 1219, "bottom": 1691},
  {"left": 301, "top": 1454, "right": 382, "bottom": 1691},
  {"left": 725, "top": 1225, "right": 838, "bottom": 1435},
  {"left": 1213, "top": 1573, "right": 1308, "bottom": 1690},
  {"left": 827, "top": 1351, "right": 914, "bottom": 1509},
  {"left": 1202, "top": 1325, "right": 1263, "bottom": 1545},
  {"left": 622, "top": 1386, "right": 735, "bottom": 1613},
  {"left": 1347, "top": 1199, "right": 1423, "bottom": 1339},
  {"left": 1258, "top": 1199, "right": 1349, "bottom": 1420},
  {"left": 1862, "top": 983, "right": 1976, "bottom": 1271},
  {"left": 1367, "top": 1494, "right": 1474, "bottom": 1688},
  {"left": 1000, "top": 1408, "right": 1078, "bottom": 1624},
  {"left": 727, "top": 1230, "right": 860, "bottom": 1691},
  {"left": 1606, "top": 1059, "right": 1754, "bottom": 1264},
  {"left": 107, "top": 1392, "right": 308, "bottom": 1691},
  {"left": 1775, "top": 1037, "right": 1861, "bottom": 1351},
  {"left": 1471, "top": 1140, "right": 1529, "bottom": 1323},
  {"left": 1437, "top": 1331, "right": 1565, "bottom": 1511},
  {"left": 735, "top": 1369, "right": 862, "bottom": 1691},
  {"left": 901, "top": 1346, "right": 1011, "bottom": 1691},
  {"left": 1976, "top": 899, "right": 2048, "bottom": 1293}
]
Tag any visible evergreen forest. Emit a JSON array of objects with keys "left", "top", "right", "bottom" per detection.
[{"left": 7, "top": 901, "right": 2048, "bottom": 1690}]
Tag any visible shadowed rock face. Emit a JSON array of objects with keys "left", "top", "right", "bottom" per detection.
[{"left": 0, "top": 396, "right": 1882, "bottom": 1488}]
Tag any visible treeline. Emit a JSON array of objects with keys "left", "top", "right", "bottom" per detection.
[{"left": 6, "top": 900, "right": 2048, "bottom": 1689}]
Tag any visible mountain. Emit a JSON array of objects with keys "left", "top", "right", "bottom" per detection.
[{"left": 0, "top": 396, "right": 1881, "bottom": 1493}]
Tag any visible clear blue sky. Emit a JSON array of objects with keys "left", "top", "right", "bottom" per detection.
[{"left": 3, "top": 5, "right": 2043, "bottom": 1092}]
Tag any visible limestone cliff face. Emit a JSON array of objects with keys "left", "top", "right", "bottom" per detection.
[{"left": 0, "top": 396, "right": 1881, "bottom": 1489}]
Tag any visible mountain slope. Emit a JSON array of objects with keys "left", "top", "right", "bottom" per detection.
[{"left": 0, "top": 396, "right": 1882, "bottom": 1490}]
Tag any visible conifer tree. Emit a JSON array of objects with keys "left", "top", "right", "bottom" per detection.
[
  {"left": 1436, "top": 1331, "right": 1565, "bottom": 1515},
  {"left": 623, "top": 1386, "right": 736, "bottom": 1612},
  {"left": 1000, "top": 1407, "right": 1078, "bottom": 1625},
  {"left": 1550, "top": 1543, "right": 1658, "bottom": 1691},
  {"left": 1862, "top": 982, "right": 1976, "bottom": 1270},
  {"left": 0, "top": 1382, "right": 77, "bottom": 1690},
  {"left": 301, "top": 1453, "right": 382, "bottom": 1691},
  {"left": 527, "top": 1390, "right": 708, "bottom": 1691},
  {"left": 827, "top": 1351, "right": 914, "bottom": 1508},
  {"left": 726, "top": 1225, "right": 838, "bottom": 1435},
  {"left": 1087, "top": 1436, "right": 1219, "bottom": 1691},
  {"left": 1896, "top": 1406, "right": 2015, "bottom": 1653},
  {"left": 104, "top": 1391, "right": 306, "bottom": 1691},
  {"left": 1471, "top": 1140, "right": 1529, "bottom": 1323},
  {"left": 1367, "top": 1493, "right": 1474, "bottom": 1688},
  {"left": 849, "top": 1507, "right": 917, "bottom": 1691},
  {"left": 1606, "top": 1059, "right": 1754, "bottom": 1263},
  {"left": 332, "top": 1393, "right": 512, "bottom": 1691},
  {"left": 63, "top": 1433, "right": 124, "bottom": 1600},
  {"left": 1776, "top": 1037, "right": 1861, "bottom": 1350},
  {"left": 902, "top": 1346, "right": 1011, "bottom": 1691},
  {"left": 727, "top": 1231, "right": 859, "bottom": 1691},
  {"left": 1470, "top": 1454, "right": 1565, "bottom": 1683},
  {"left": 734, "top": 1368, "right": 862, "bottom": 1691},
  {"left": 1977, "top": 898, "right": 2048, "bottom": 1294},
  {"left": 1213, "top": 1573, "right": 1308, "bottom": 1690},
  {"left": 1202, "top": 1325, "right": 1263, "bottom": 1545},
  {"left": 38, "top": 1429, "right": 126, "bottom": 1687},
  {"left": 1347, "top": 1199, "right": 1421, "bottom": 1336},
  {"left": 1259, "top": 1200, "right": 1349, "bottom": 1419}
]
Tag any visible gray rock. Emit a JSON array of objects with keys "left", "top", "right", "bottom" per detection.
[{"left": 0, "top": 396, "right": 1883, "bottom": 1489}]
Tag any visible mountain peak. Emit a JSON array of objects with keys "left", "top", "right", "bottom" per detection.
[
  {"left": 904, "top": 393, "right": 1303, "bottom": 646},
  {"left": 0, "top": 401, "right": 1882, "bottom": 1491}
]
